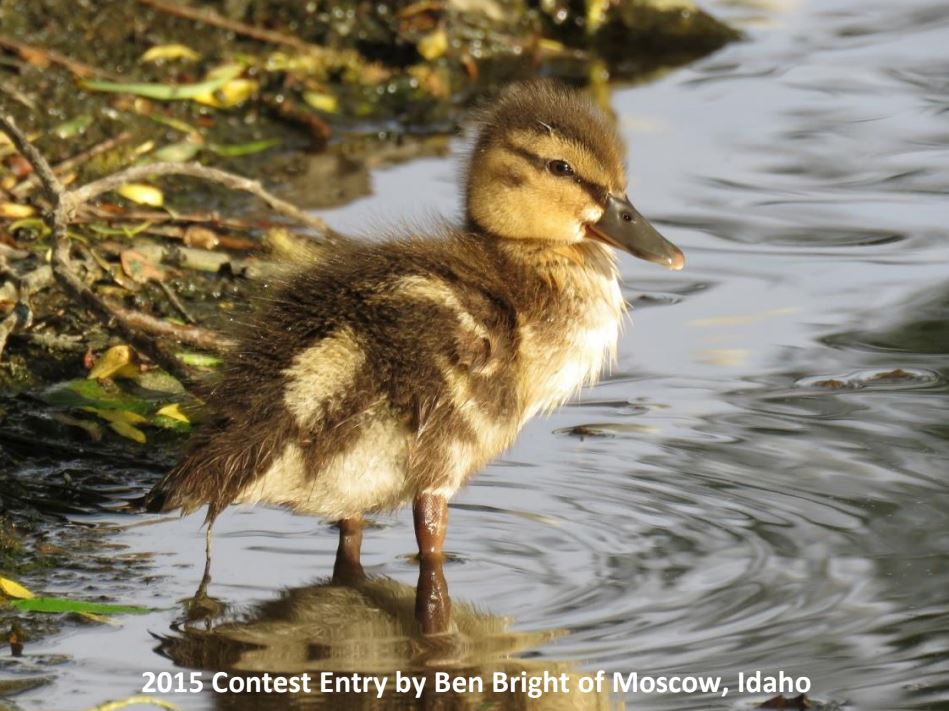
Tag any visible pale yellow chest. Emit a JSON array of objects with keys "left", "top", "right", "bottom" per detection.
[{"left": 517, "top": 267, "right": 624, "bottom": 418}]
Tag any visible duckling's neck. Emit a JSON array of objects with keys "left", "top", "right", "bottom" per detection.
[
  {"left": 481, "top": 235, "right": 624, "bottom": 418},
  {"left": 495, "top": 237, "right": 619, "bottom": 289}
]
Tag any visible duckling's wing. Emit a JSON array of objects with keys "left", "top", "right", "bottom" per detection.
[{"left": 144, "top": 237, "right": 523, "bottom": 518}]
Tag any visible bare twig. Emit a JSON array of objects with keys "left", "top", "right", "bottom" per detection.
[
  {"left": 0, "top": 243, "right": 30, "bottom": 260},
  {"left": 64, "top": 161, "right": 331, "bottom": 237},
  {"left": 157, "top": 281, "right": 196, "bottom": 324},
  {"left": 0, "top": 35, "right": 118, "bottom": 81},
  {"left": 83, "top": 206, "right": 260, "bottom": 231},
  {"left": 136, "top": 0, "right": 317, "bottom": 52},
  {"left": 0, "top": 115, "right": 65, "bottom": 198},
  {"left": 0, "top": 311, "right": 17, "bottom": 360},
  {"left": 23, "top": 331, "right": 85, "bottom": 352},
  {"left": 112, "top": 307, "right": 234, "bottom": 352},
  {"left": 258, "top": 93, "right": 331, "bottom": 144},
  {"left": 12, "top": 131, "right": 134, "bottom": 198},
  {"left": 0, "top": 78, "right": 36, "bottom": 110},
  {"left": 19, "top": 265, "right": 53, "bottom": 295}
]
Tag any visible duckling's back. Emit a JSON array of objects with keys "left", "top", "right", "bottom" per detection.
[{"left": 143, "top": 233, "right": 526, "bottom": 521}]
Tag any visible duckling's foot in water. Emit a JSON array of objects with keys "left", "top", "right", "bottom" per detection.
[
  {"left": 414, "top": 493, "right": 451, "bottom": 634},
  {"left": 185, "top": 524, "right": 226, "bottom": 622},
  {"left": 332, "top": 516, "right": 364, "bottom": 583},
  {"left": 417, "top": 554, "right": 451, "bottom": 635}
]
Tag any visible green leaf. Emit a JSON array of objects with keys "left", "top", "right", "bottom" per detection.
[
  {"left": 152, "top": 414, "right": 191, "bottom": 433},
  {"left": 52, "top": 114, "right": 94, "bottom": 139},
  {"left": 206, "top": 138, "right": 280, "bottom": 157},
  {"left": 8, "top": 217, "right": 50, "bottom": 236},
  {"left": 43, "top": 379, "right": 152, "bottom": 415},
  {"left": 88, "top": 221, "right": 154, "bottom": 238},
  {"left": 175, "top": 352, "right": 222, "bottom": 368},
  {"left": 11, "top": 597, "right": 151, "bottom": 615},
  {"left": 147, "top": 114, "right": 199, "bottom": 134},
  {"left": 151, "top": 141, "right": 201, "bottom": 163},
  {"left": 80, "top": 65, "right": 242, "bottom": 101},
  {"left": 135, "top": 371, "right": 186, "bottom": 394}
]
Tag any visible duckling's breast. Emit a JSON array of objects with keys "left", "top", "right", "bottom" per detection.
[{"left": 517, "top": 252, "right": 625, "bottom": 417}]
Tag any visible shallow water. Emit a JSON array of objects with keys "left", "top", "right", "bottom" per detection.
[{"left": 11, "top": 0, "right": 949, "bottom": 708}]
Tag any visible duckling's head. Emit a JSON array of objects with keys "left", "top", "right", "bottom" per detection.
[{"left": 466, "top": 81, "right": 684, "bottom": 270}]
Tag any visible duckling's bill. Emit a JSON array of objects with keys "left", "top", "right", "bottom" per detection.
[{"left": 587, "top": 194, "right": 685, "bottom": 271}]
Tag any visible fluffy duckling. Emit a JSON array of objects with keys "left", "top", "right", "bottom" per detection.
[{"left": 143, "top": 80, "right": 683, "bottom": 580}]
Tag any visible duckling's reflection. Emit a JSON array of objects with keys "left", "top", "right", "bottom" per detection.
[{"left": 159, "top": 547, "right": 616, "bottom": 710}]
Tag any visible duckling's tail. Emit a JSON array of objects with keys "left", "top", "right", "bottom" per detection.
[
  {"left": 139, "top": 454, "right": 214, "bottom": 518},
  {"left": 137, "top": 417, "right": 288, "bottom": 522}
]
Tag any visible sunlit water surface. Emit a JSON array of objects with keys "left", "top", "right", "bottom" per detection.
[{"left": 19, "top": 0, "right": 949, "bottom": 708}]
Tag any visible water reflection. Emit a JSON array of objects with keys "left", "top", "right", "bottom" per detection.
[{"left": 158, "top": 547, "right": 614, "bottom": 710}]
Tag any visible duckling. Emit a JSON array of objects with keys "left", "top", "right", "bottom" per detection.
[{"left": 143, "top": 80, "right": 683, "bottom": 588}]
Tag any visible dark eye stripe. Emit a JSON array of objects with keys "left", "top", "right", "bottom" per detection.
[{"left": 502, "top": 142, "right": 609, "bottom": 204}]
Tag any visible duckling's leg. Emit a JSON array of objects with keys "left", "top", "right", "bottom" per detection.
[
  {"left": 414, "top": 493, "right": 451, "bottom": 634},
  {"left": 332, "top": 516, "right": 364, "bottom": 583},
  {"left": 185, "top": 522, "right": 223, "bottom": 623},
  {"left": 195, "top": 522, "right": 214, "bottom": 599}
]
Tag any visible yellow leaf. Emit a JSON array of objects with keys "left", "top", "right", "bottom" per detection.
[
  {"left": 417, "top": 29, "right": 447, "bottom": 60},
  {"left": 107, "top": 420, "right": 147, "bottom": 444},
  {"left": 538, "top": 38, "right": 567, "bottom": 52},
  {"left": 302, "top": 91, "right": 339, "bottom": 113},
  {"left": 0, "top": 577, "right": 35, "bottom": 599},
  {"left": 88, "top": 345, "right": 135, "bottom": 380},
  {"left": 156, "top": 403, "right": 189, "bottom": 423},
  {"left": 115, "top": 364, "right": 141, "bottom": 378},
  {"left": 84, "top": 407, "right": 149, "bottom": 426},
  {"left": 0, "top": 202, "right": 36, "bottom": 219},
  {"left": 140, "top": 43, "right": 200, "bottom": 63},
  {"left": 82, "top": 408, "right": 149, "bottom": 443},
  {"left": 204, "top": 63, "right": 244, "bottom": 81},
  {"left": 132, "top": 140, "right": 156, "bottom": 157},
  {"left": 116, "top": 183, "right": 164, "bottom": 207},
  {"left": 192, "top": 69, "right": 260, "bottom": 109},
  {"left": 586, "top": 0, "right": 610, "bottom": 34}
]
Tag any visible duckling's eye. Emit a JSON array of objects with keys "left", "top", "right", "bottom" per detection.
[{"left": 547, "top": 160, "right": 574, "bottom": 177}]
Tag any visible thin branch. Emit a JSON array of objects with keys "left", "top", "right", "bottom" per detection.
[
  {"left": 0, "top": 115, "right": 65, "bottom": 199},
  {"left": 64, "top": 161, "right": 331, "bottom": 237},
  {"left": 0, "top": 35, "right": 118, "bottom": 81},
  {"left": 0, "top": 312, "right": 18, "bottom": 361},
  {"left": 0, "top": 77, "right": 36, "bottom": 110},
  {"left": 136, "top": 0, "right": 318, "bottom": 52},
  {"left": 157, "top": 281, "right": 196, "bottom": 325},
  {"left": 82, "top": 206, "right": 260, "bottom": 231},
  {"left": 12, "top": 131, "right": 133, "bottom": 198},
  {"left": 0, "top": 243, "right": 30, "bottom": 260},
  {"left": 112, "top": 307, "right": 234, "bottom": 352}
]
